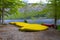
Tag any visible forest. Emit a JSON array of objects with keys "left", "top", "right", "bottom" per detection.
[{"left": 0, "top": 0, "right": 60, "bottom": 29}]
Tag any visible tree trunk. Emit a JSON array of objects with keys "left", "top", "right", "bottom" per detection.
[
  {"left": 0, "top": 8, "right": 2, "bottom": 24},
  {"left": 54, "top": 12, "right": 57, "bottom": 29},
  {"left": 54, "top": 0, "right": 57, "bottom": 29},
  {"left": 1, "top": 8, "right": 4, "bottom": 24},
  {"left": 0, "top": 15, "right": 1, "bottom": 24}
]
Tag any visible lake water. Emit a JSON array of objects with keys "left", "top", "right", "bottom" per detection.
[{"left": 4, "top": 19, "right": 60, "bottom": 25}]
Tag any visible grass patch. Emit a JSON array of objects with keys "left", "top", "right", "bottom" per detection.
[{"left": 57, "top": 25, "right": 60, "bottom": 30}]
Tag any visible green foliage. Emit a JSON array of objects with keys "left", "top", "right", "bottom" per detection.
[
  {"left": 0, "top": 0, "right": 25, "bottom": 8},
  {"left": 4, "top": 0, "right": 60, "bottom": 20},
  {"left": 0, "top": 0, "right": 26, "bottom": 19},
  {"left": 46, "top": 0, "right": 60, "bottom": 19},
  {"left": 3, "top": 1, "right": 49, "bottom": 20}
]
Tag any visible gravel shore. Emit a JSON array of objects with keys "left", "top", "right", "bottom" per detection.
[{"left": 0, "top": 25, "right": 60, "bottom": 40}]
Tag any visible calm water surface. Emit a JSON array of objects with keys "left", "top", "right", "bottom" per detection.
[{"left": 4, "top": 19, "right": 60, "bottom": 25}]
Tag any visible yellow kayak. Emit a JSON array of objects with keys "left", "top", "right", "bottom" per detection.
[
  {"left": 9, "top": 22, "right": 48, "bottom": 31},
  {"left": 9, "top": 22, "right": 30, "bottom": 27},
  {"left": 20, "top": 24, "right": 48, "bottom": 31},
  {"left": 15, "top": 22, "right": 30, "bottom": 27}
]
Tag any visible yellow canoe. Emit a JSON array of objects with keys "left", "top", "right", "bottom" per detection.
[
  {"left": 15, "top": 22, "right": 30, "bottom": 27},
  {"left": 9, "top": 22, "right": 29, "bottom": 27},
  {"left": 20, "top": 24, "right": 48, "bottom": 31},
  {"left": 9, "top": 22, "right": 48, "bottom": 31}
]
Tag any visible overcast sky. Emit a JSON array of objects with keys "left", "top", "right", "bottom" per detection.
[{"left": 22, "top": 0, "right": 48, "bottom": 3}]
